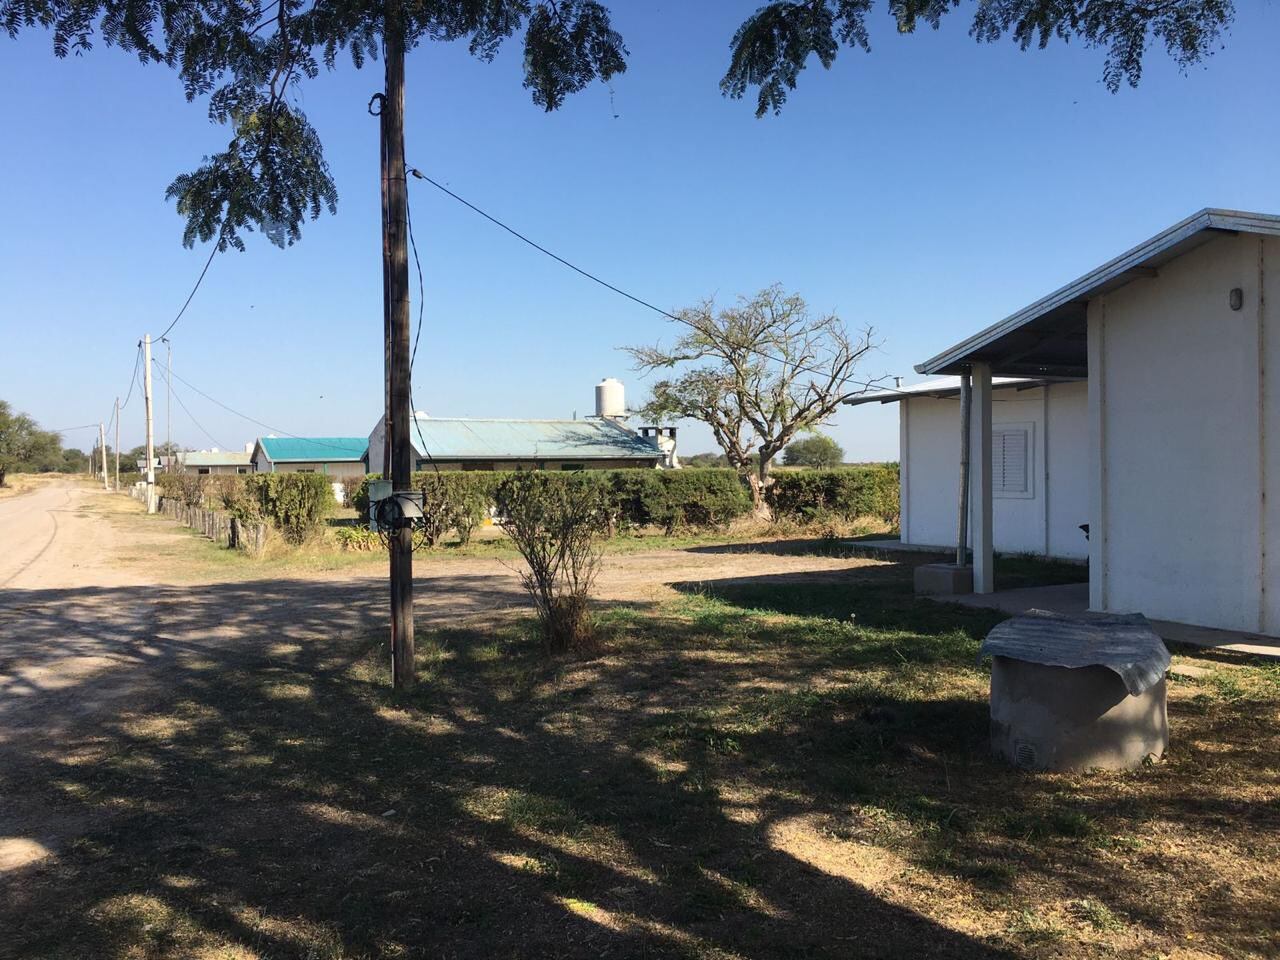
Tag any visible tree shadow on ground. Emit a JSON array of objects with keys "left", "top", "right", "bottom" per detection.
[
  {"left": 0, "top": 575, "right": 1023, "bottom": 960},
  {"left": 2, "top": 564, "right": 1276, "bottom": 959}
]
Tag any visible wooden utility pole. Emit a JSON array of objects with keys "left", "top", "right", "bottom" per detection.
[
  {"left": 164, "top": 338, "right": 172, "bottom": 471},
  {"left": 99, "top": 422, "right": 108, "bottom": 489},
  {"left": 382, "top": 1, "right": 415, "bottom": 690},
  {"left": 143, "top": 335, "right": 156, "bottom": 513},
  {"left": 113, "top": 397, "right": 120, "bottom": 491}
]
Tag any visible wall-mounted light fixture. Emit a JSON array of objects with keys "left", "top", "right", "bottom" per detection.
[{"left": 1229, "top": 287, "right": 1244, "bottom": 311}]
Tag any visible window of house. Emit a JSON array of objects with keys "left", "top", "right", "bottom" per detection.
[
  {"left": 297, "top": 468, "right": 315, "bottom": 473},
  {"left": 992, "top": 423, "right": 1034, "bottom": 499},
  {"left": 237, "top": 467, "right": 248, "bottom": 474},
  {"left": 560, "top": 463, "right": 584, "bottom": 472},
  {"left": 462, "top": 461, "right": 494, "bottom": 472},
  {"left": 197, "top": 468, "right": 210, "bottom": 475}
]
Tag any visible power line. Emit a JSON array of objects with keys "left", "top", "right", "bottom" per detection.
[
  {"left": 157, "top": 242, "right": 220, "bottom": 342},
  {"left": 49, "top": 423, "right": 98, "bottom": 433},
  {"left": 405, "top": 166, "right": 885, "bottom": 392},
  {"left": 403, "top": 169, "right": 438, "bottom": 475},
  {"left": 153, "top": 364, "right": 226, "bottom": 450},
  {"left": 155, "top": 361, "right": 368, "bottom": 456}
]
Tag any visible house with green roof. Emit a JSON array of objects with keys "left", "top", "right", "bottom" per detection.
[{"left": 250, "top": 436, "right": 369, "bottom": 478}]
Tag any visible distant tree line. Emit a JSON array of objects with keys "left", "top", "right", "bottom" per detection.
[{"left": 0, "top": 399, "right": 189, "bottom": 486}]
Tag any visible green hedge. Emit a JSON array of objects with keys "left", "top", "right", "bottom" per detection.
[
  {"left": 765, "top": 465, "right": 899, "bottom": 524},
  {"left": 351, "top": 468, "right": 752, "bottom": 539},
  {"left": 157, "top": 472, "right": 334, "bottom": 544}
]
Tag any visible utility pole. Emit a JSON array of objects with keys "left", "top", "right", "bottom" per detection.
[
  {"left": 164, "top": 338, "right": 172, "bottom": 470},
  {"left": 99, "top": 422, "right": 108, "bottom": 489},
  {"left": 382, "top": 1, "right": 415, "bottom": 690},
  {"left": 113, "top": 397, "right": 120, "bottom": 491},
  {"left": 143, "top": 335, "right": 156, "bottom": 513}
]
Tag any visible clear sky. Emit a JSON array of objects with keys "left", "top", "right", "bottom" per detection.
[{"left": 4, "top": 4, "right": 1280, "bottom": 460}]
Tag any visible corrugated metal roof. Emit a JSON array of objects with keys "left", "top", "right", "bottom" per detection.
[
  {"left": 257, "top": 437, "right": 368, "bottom": 462},
  {"left": 916, "top": 208, "right": 1280, "bottom": 376},
  {"left": 181, "top": 451, "right": 251, "bottom": 467},
  {"left": 405, "top": 417, "right": 661, "bottom": 461},
  {"left": 844, "top": 376, "right": 1052, "bottom": 406}
]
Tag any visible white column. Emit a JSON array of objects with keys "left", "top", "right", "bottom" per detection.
[
  {"left": 898, "top": 400, "right": 910, "bottom": 544},
  {"left": 1087, "top": 301, "right": 1107, "bottom": 612},
  {"left": 970, "top": 362, "right": 995, "bottom": 593}
]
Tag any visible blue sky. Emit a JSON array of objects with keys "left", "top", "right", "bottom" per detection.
[{"left": 3, "top": 3, "right": 1280, "bottom": 459}]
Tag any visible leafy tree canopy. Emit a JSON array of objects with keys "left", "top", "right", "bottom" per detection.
[
  {"left": 722, "top": 1, "right": 1234, "bottom": 116},
  {"left": 3, "top": 1, "right": 1232, "bottom": 246},
  {"left": 0, "top": 400, "right": 66, "bottom": 484},
  {"left": 1, "top": 0, "right": 628, "bottom": 251},
  {"left": 783, "top": 432, "right": 844, "bottom": 468}
]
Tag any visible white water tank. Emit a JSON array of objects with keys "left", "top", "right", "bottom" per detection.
[{"left": 595, "top": 378, "right": 626, "bottom": 419}]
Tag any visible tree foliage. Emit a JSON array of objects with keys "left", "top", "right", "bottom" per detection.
[
  {"left": 783, "top": 432, "right": 844, "bottom": 468},
  {"left": 3, "top": 1, "right": 1233, "bottom": 250},
  {"left": 1, "top": 0, "right": 628, "bottom": 250},
  {"left": 627, "top": 286, "right": 880, "bottom": 516},
  {"left": 0, "top": 400, "right": 63, "bottom": 485},
  {"left": 722, "top": 0, "right": 1234, "bottom": 116}
]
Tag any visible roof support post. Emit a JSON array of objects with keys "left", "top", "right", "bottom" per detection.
[{"left": 970, "top": 362, "right": 995, "bottom": 593}]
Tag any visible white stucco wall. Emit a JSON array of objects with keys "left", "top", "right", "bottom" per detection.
[
  {"left": 900, "top": 381, "right": 1089, "bottom": 560},
  {"left": 1089, "top": 232, "right": 1276, "bottom": 634}
]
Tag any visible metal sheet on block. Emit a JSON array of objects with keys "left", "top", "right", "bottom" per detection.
[{"left": 979, "top": 609, "right": 1170, "bottom": 696}]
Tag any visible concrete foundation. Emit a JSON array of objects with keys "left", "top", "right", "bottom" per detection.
[
  {"left": 914, "top": 562, "right": 973, "bottom": 596},
  {"left": 989, "top": 656, "right": 1167, "bottom": 772}
]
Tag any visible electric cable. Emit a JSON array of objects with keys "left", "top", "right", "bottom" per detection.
[{"left": 405, "top": 165, "right": 886, "bottom": 392}]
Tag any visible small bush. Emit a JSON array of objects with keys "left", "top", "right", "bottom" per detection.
[{"left": 495, "top": 472, "right": 609, "bottom": 656}]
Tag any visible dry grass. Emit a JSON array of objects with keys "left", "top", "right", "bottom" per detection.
[
  {"left": 2, "top": 533, "right": 1277, "bottom": 958},
  {"left": 0, "top": 472, "right": 71, "bottom": 500}
]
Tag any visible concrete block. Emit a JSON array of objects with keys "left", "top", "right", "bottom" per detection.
[
  {"left": 914, "top": 562, "right": 973, "bottom": 596},
  {"left": 989, "top": 656, "right": 1168, "bottom": 772}
]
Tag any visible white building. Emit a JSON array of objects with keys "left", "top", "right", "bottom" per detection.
[
  {"left": 855, "top": 209, "right": 1280, "bottom": 637},
  {"left": 850, "top": 377, "right": 1089, "bottom": 560}
]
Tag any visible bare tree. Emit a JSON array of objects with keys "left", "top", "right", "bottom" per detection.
[{"left": 627, "top": 286, "right": 881, "bottom": 518}]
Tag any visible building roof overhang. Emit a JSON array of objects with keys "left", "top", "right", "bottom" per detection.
[{"left": 915, "top": 209, "right": 1280, "bottom": 377}]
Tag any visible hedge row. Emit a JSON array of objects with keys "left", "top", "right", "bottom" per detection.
[
  {"left": 349, "top": 464, "right": 899, "bottom": 538},
  {"left": 766, "top": 466, "right": 900, "bottom": 524},
  {"left": 156, "top": 472, "right": 334, "bottom": 544},
  {"left": 352, "top": 468, "right": 754, "bottom": 538}
]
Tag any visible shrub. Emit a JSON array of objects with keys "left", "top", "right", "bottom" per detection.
[
  {"left": 243, "top": 473, "right": 334, "bottom": 544},
  {"left": 495, "top": 471, "right": 609, "bottom": 656},
  {"left": 767, "top": 465, "right": 899, "bottom": 525},
  {"left": 156, "top": 471, "right": 205, "bottom": 507}
]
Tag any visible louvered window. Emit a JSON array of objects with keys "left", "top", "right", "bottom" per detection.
[{"left": 993, "top": 424, "right": 1034, "bottom": 499}]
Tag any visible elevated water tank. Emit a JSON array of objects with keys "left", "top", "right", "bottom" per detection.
[{"left": 595, "top": 378, "right": 626, "bottom": 419}]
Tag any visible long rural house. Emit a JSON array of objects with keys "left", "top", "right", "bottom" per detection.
[{"left": 366, "top": 379, "right": 678, "bottom": 473}]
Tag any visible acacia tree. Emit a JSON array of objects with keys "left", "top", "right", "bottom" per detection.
[{"left": 628, "top": 287, "right": 879, "bottom": 517}]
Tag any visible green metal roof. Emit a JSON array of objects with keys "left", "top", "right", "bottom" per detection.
[
  {"left": 256, "top": 437, "right": 368, "bottom": 463},
  {"left": 405, "top": 418, "right": 661, "bottom": 461}
]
